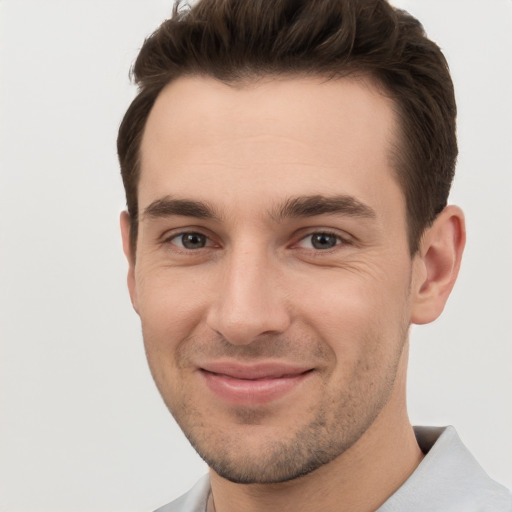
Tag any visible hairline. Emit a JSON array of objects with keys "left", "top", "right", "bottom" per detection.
[{"left": 128, "top": 70, "right": 422, "bottom": 259}]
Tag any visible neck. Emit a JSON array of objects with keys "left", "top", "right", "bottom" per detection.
[
  {"left": 208, "top": 348, "right": 423, "bottom": 512},
  {"left": 209, "top": 423, "right": 422, "bottom": 512}
]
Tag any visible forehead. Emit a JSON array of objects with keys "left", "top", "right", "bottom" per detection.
[{"left": 139, "top": 75, "right": 402, "bottom": 219}]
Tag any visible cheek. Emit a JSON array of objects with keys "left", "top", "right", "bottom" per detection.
[
  {"left": 135, "top": 270, "right": 208, "bottom": 408},
  {"left": 291, "top": 264, "right": 411, "bottom": 360},
  {"left": 135, "top": 267, "right": 208, "bottom": 354}
]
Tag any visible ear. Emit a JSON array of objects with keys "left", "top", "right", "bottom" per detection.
[
  {"left": 120, "top": 211, "right": 139, "bottom": 314},
  {"left": 410, "top": 205, "right": 466, "bottom": 325}
]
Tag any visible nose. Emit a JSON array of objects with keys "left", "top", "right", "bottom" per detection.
[{"left": 206, "top": 245, "right": 291, "bottom": 345}]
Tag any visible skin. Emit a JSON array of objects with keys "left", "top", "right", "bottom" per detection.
[{"left": 121, "top": 75, "right": 465, "bottom": 512}]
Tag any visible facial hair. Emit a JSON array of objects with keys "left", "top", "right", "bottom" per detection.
[{"left": 146, "top": 324, "right": 409, "bottom": 484}]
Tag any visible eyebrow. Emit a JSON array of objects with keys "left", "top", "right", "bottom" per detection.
[
  {"left": 142, "top": 197, "right": 220, "bottom": 221},
  {"left": 272, "top": 194, "right": 376, "bottom": 221},
  {"left": 141, "top": 194, "right": 376, "bottom": 223}
]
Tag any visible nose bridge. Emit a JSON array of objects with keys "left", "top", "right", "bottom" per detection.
[{"left": 206, "top": 239, "right": 290, "bottom": 344}]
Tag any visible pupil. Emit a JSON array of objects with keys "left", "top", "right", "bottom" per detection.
[
  {"left": 182, "top": 233, "right": 206, "bottom": 249},
  {"left": 312, "top": 233, "right": 337, "bottom": 249}
]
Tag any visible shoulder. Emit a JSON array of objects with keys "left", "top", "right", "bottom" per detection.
[
  {"left": 153, "top": 475, "right": 210, "bottom": 512},
  {"left": 379, "top": 426, "right": 512, "bottom": 511}
]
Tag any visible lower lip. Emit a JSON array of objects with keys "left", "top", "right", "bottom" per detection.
[{"left": 200, "top": 370, "right": 311, "bottom": 406}]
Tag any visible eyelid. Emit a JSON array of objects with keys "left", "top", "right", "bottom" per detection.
[
  {"left": 157, "top": 226, "right": 354, "bottom": 251},
  {"left": 297, "top": 231, "right": 343, "bottom": 249},
  {"left": 160, "top": 227, "right": 218, "bottom": 248},
  {"left": 292, "top": 227, "right": 353, "bottom": 246}
]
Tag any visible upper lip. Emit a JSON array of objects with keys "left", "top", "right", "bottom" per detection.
[{"left": 199, "top": 361, "right": 313, "bottom": 380}]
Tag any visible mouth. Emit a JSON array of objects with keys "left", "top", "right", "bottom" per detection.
[{"left": 198, "top": 362, "right": 314, "bottom": 406}]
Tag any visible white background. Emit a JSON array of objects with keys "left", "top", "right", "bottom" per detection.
[{"left": 0, "top": 1, "right": 511, "bottom": 511}]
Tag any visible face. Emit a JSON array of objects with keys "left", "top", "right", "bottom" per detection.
[{"left": 124, "top": 76, "right": 422, "bottom": 484}]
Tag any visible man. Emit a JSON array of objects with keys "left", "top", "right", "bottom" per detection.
[{"left": 117, "top": 0, "right": 512, "bottom": 510}]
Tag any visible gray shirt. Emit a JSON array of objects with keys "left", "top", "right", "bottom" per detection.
[{"left": 155, "top": 426, "right": 512, "bottom": 511}]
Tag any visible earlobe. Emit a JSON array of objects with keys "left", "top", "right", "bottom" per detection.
[
  {"left": 120, "top": 211, "right": 139, "bottom": 314},
  {"left": 411, "top": 205, "right": 466, "bottom": 325}
]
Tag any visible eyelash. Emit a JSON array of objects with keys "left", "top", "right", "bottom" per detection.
[
  {"left": 294, "top": 231, "right": 347, "bottom": 251},
  {"left": 162, "top": 230, "right": 350, "bottom": 252},
  {"left": 162, "top": 231, "right": 216, "bottom": 250}
]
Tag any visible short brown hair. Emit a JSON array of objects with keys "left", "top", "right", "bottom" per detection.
[{"left": 118, "top": 0, "right": 457, "bottom": 255}]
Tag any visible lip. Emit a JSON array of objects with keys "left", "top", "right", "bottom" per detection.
[{"left": 199, "top": 362, "right": 313, "bottom": 406}]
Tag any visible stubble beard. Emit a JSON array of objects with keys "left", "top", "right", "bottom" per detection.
[
  {"left": 152, "top": 330, "right": 409, "bottom": 485},
  {"left": 180, "top": 387, "right": 389, "bottom": 484}
]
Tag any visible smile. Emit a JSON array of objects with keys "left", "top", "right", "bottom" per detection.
[{"left": 199, "top": 362, "right": 314, "bottom": 406}]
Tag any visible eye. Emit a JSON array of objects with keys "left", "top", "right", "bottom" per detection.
[
  {"left": 298, "top": 232, "right": 343, "bottom": 250},
  {"left": 169, "top": 232, "right": 211, "bottom": 250}
]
